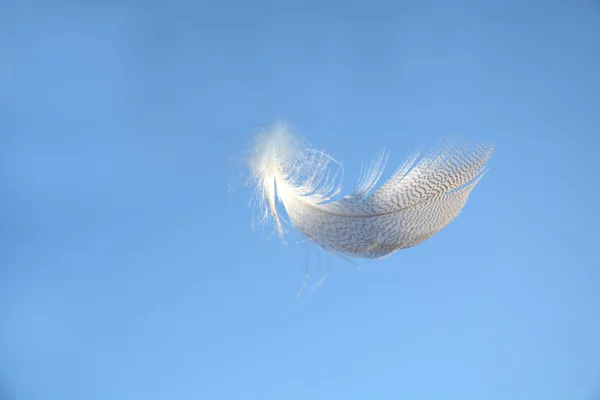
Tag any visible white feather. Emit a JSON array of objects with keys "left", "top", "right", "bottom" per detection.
[{"left": 249, "top": 123, "right": 494, "bottom": 259}]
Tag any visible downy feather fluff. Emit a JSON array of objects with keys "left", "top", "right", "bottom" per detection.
[{"left": 249, "top": 124, "right": 494, "bottom": 259}]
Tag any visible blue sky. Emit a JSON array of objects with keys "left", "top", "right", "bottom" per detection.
[{"left": 2, "top": 1, "right": 600, "bottom": 399}]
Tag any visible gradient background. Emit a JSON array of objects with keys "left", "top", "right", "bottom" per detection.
[{"left": 2, "top": 1, "right": 600, "bottom": 399}]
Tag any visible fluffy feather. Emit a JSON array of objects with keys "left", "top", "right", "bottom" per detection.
[{"left": 249, "top": 123, "right": 494, "bottom": 259}]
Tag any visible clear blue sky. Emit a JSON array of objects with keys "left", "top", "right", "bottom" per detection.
[{"left": 2, "top": 1, "right": 599, "bottom": 399}]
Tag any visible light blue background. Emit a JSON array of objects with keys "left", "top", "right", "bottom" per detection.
[{"left": 2, "top": 1, "right": 599, "bottom": 399}]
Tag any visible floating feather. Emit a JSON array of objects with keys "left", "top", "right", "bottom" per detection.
[{"left": 248, "top": 123, "right": 494, "bottom": 259}]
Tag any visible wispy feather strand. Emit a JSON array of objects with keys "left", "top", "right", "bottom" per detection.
[{"left": 249, "top": 124, "right": 494, "bottom": 259}]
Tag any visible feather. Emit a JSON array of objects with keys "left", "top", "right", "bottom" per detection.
[{"left": 248, "top": 123, "right": 494, "bottom": 259}]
